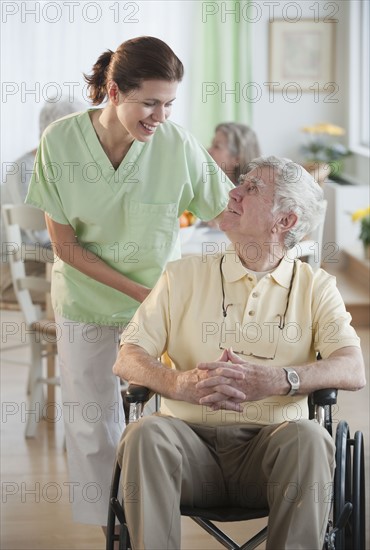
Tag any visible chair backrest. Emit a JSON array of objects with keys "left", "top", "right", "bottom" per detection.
[
  {"left": 2, "top": 204, "right": 53, "bottom": 326},
  {"left": 290, "top": 199, "right": 328, "bottom": 270}
]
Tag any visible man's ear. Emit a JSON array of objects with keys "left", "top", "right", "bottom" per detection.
[
  {"left": 274, "top": 212, "right": 298, "bottom": 233},
  {"left": 107, "top": 80, "right": 120, "bottom": 105}
]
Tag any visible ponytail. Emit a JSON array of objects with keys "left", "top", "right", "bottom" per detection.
[
  {"left": 83, "top": 49, "right": 113, "bottom": 105},
  {"left": 83, "top": 37, "right": 183, "bottom": 106}
]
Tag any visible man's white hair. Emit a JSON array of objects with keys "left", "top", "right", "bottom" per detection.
[{"left": 244, "top": 155, "right": 326, "bottom": 249}]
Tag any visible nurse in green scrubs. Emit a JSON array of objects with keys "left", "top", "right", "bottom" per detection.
[{"left": 26, "top": 36, "right": 233, "bottom": 529}]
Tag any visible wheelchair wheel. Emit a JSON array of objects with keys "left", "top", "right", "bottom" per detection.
[
  {"left": 334, "top": 421, "right": 352, "bottom": 550},
  {"left": 334, "top": 421, "right": 366, "bottom": 550},
  {"left": 352, "top": 431, "right": 365, "bottom": 549},
  {"left": 106, "top": 459, "right": 132, "bottom": 550}
]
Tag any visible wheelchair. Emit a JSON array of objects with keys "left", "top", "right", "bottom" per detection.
[{"left": 107, "top": 385, "right": 366, "bottom": 550}]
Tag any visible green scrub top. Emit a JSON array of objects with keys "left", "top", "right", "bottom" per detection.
[{"left": 26, "top": 110, "right": 233, "bottom": 325}]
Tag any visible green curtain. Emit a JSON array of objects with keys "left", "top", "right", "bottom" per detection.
[{"left": 189, "top": 1, "right": 252, "bottom": 147}]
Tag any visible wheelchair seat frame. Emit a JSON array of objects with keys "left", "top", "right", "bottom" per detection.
[{"left": 107, "top": 386, "right": 366, "bottom": 550}]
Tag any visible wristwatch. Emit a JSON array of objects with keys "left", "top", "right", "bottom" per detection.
[{"left": 283, "top": 368, "right": 300, "bottom": 396}]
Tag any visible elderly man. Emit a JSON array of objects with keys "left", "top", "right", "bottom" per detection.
[{"left": 113, "top": 156, "right": 365, "bottom": 550}]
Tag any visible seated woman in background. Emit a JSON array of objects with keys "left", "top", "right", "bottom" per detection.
[{"left": 208, "top": 122, "right": 261, "bottom": 185}]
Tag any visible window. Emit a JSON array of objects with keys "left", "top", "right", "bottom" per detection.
[{"left": 349, "top": 0, "right": 370, "bottom": 156}]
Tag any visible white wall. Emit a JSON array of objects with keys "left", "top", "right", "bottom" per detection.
[
  {"left": 250, "top": 1, "right": 350, "bottom": 162},
  {"left": 1, "top": 0, "right": 368, "bottom": 187},
  {"left": 250, "top": 0, "right": 368, "bottom": 186},
  {"left": 0, "top": 1, "right": 195, "bottom": 165}
]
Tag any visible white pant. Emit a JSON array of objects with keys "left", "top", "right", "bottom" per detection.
[{"left": 55, "top": 314, "right": 125, "bottom": 525}]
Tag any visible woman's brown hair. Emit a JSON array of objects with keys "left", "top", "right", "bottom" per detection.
[{"left": 84, "top": 36, "right": 184, "bottom": 105}]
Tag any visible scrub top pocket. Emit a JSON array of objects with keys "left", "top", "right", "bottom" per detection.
[{"left": 127, "top": 201, "right": 178, "bottom": 250}]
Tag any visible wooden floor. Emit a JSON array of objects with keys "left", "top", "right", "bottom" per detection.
[{"left": 1, "top": 309, "right": 369, "bottom": 550}]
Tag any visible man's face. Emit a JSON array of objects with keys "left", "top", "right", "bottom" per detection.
[{"left": 219, "top": 166, "right": 277, "bottom": 242}]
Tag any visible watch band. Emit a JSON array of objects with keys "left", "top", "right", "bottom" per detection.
[{"left": 283, "top": 367, "right": 300, "bottom": 396}]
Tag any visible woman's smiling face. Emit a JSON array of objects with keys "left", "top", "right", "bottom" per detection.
[{"left": 115, "top": 79, "right": 178, "bottom": 142}]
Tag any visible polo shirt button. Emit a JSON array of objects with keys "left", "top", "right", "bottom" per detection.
[
  {"left": 252, "top": 292, "right": 259, "bottom": 298},
  {"left": 248, "top": 276, "right": 253, "bottom": 282},
  {"left": 248, "top": 310, "right": 255, "bottom": 316}
]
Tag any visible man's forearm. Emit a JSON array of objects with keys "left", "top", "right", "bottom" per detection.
[
  {"left": 197, "top": 346, "right": 366, "bottom": 409},
  {"left": 113, "top": 344, "right": 179, "bottom": 399},
  {"left": 294, "top": 346, "right": 366, "bottom": 395},
  {"left": 112, "top": 344, "right": 232, "bottom": 406}
]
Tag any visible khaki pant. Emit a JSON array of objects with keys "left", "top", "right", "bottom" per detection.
[{"left": 117, "top": 415, "right": 335, "bottom": 550}]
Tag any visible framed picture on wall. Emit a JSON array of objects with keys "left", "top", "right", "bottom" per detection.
[{"left": 269, "top": 20, "right": 336, "bottom": 91}]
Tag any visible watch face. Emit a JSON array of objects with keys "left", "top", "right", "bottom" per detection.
[{"left": 290, "top": 373, "right": 299, "bottom": 384}]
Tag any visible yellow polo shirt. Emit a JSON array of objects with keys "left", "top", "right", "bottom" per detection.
[{"left": 121, "top": 246, "right": 360, "bottom": 426}]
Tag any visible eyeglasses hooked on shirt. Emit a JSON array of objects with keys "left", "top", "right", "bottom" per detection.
[{"left": 218, "top": 256, "right": 297, "bottom": 360}]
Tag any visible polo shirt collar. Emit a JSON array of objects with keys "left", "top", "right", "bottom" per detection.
[
  {"left": 270, "top": 255, "right": 296, "bottom": 289},
  {"left": 222, "top": 244, "right": 295, "bottom": 288},
  {"left": 221, "top": 244, "right": 248, "bottom": 282}
]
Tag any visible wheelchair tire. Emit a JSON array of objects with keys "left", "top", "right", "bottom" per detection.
[
  {"left": 352, "top": 431, "right": 365, "bottom": 550},
  {"left": 334, "top": 422, "right": 366, "bottom": 550},
  {"left": 334, "top": 421, "right": 352, "bottom": 550}
]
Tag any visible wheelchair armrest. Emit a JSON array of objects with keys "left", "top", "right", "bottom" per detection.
[
  {"left": 125, "top": 384, "right": 151, "bottom": 404},
  {"left": 310, "top": 388, "right": 338, "bottom": 406},
  {"left": 308, "top": 389, "right": 337, "bottom": 435},
  {"left": 126, "top": 386, "right": 338, "bottom": 406},
  {"left": 126, "top": 385, "right": 338, "bottom": 409}
]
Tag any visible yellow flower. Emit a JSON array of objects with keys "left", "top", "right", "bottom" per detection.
[
  {"left": 300, "top": 122, "right": 351, "bottom": 173},
  {"left": 325, "top": 124, "right": 345, "bottom": 136},
  {"left": 301, "top": 122, "right": 345, "bottom": 136},
  {"left": 351, "top": 206, "right": 370, "bottom": 222}
]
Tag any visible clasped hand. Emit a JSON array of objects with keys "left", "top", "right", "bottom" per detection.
[{"left": 195, "top": 348, "right": 270, "bottom": 412}]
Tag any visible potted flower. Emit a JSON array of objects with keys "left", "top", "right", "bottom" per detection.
[
  {"left": 300, "top": 122, "right": 352, "bottom": 183},
  {"left": 352, "top": 207, "right": 370, "bottom": 259}
]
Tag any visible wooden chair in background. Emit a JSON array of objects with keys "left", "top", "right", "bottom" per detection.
[{"left": 2, "top": 203, "right": 59, "bottom": 437}]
